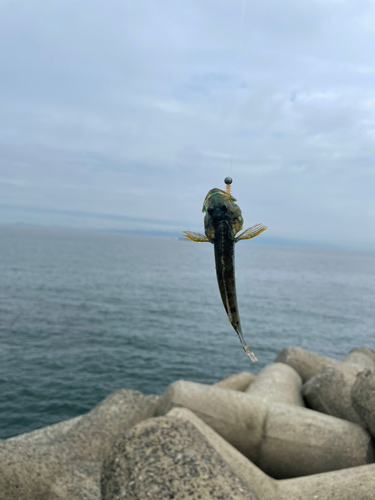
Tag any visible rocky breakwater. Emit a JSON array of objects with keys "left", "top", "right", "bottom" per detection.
[
  {"left": 0, "top": 390, "right": 159, "bottom": 500},
  {"left": 1, "top": 347, "right": 375, "bottom": 500}
]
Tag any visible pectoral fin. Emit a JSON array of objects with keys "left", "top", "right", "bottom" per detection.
[
  {"left": 183, "top": 231, "right": 209, "bottom": 242},
  {"left": 235, "top": 223, "right": 267, "bottom": 242}
]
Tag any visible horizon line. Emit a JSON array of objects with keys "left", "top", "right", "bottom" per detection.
[{"left": 1, "top": 222, "right": 373, "bottom": 253}]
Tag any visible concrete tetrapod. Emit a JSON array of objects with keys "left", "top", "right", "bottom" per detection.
[
  {"left": 302, "top": 364, "right": 366, "bottom": 424},
  {"left": 101, "top": 410, "right": 260, "bottom": 500},
  {"left": 101, "top": 406, "right": 375, "bottom": 500},
  {"left": 274, "top": 346, "right": 338, "bottom": 382},
  {"left": 0, "top": 389, "right": 159, "bottom": 500},
  {"left": 156, "top": 381, "right": 375, "bottom": 479},
  {"left": 275, "top": 346, "right": 375, "bottom": 384},
  {"left": 173, "top": 408, "right": 375, "bottom": 500},
  {"left": 6, "top": 415, "right": 84, "bottom": 446},
  {"left": 214, "top": 371, "right": 256, "bottom": 391},
  {"left": 245, "top": 362, "right": 304, "bottom": 406},
  {"left": 342, "top": 347, "right": 375, "bottom": 367},
  {"left": 302, "top": 348, "right": 375, "bottom": 423},
  {"left": 351, "top": 368, "right": 375, "bottom": 438},
  {"left": 277, "top": 463, "right": 375, "bottom": 500},
  {"left": 168, "top": 408, "right": 277, "bottom": 500}
]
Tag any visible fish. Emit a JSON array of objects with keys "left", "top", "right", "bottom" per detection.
[{"left": 183, "top": 179, "right": 267, "bottom": 362}]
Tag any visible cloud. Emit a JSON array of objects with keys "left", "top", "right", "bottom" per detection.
[{"left": 0, "top": 0, "right": 374, "bottom": 248}]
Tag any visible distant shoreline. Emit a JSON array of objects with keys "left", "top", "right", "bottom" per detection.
[{"left": 0, "top": 223, "right": 366, "bottom": 252}]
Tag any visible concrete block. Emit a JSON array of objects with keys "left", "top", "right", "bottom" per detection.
[
  {"left": 246, "top": 362, "right": 304, "bottom": 406},
  {"left": 101, "top": 411, "right": 260, "bottom": 500},
  {"left": 302, "top": 363, "right": 364, "bottom": 424},
  {"left": 351, "top": 368, "right": 375, "bottom": 438},
  {"left": 8, "top": 415, "right": 83, "bottom": 446},
  {"left": 156, "top": 380, "right": 375, "bottom": 478},
  {"left": 259, "top": 401, "right": 374, "bottom": 479},
  {"left": 343, "top": 347, "right": 375, "bottom": 367},
  {"left": 169, "top": 408, "right": 278, "bottom": 500},
  {"left": 214, "top": 371, "right": 256, "bottom": 391},
  {"left": 156, "top": 380, "right": 267, "bottom": 463},
  {"left": 275, "top": 346, "right": 337, "bottom": 382},
  {"left": 278, "top": 463, "right": 375, "bottom": 500},
  {"left": 170, "top": 410, "right": 375, "bottom": 500},
  {"left": 302, "top": 347, "right": 375, "bottom": 424},
  {"left": 0, "top": 389, "right": 159, "bottom": 500},
  {"left": 62, "top": 389, "right": 159, "bottom": 461}
]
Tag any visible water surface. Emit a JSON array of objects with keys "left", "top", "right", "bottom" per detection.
[{"left": 1, "top": 228, "right": 374, "bottom": 438}]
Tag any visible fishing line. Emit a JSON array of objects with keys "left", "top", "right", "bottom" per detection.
[{"left": 227, "top": 0, "right": 247, "bottom": 180}]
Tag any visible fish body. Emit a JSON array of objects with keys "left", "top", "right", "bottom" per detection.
[{"left": 184, "top": 187, "right": 267, "bottom": 362}]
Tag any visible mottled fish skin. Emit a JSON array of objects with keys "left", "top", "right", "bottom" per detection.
[
  {"left": 202, "top": 188, "right": 243, "bottom": 242},
  {"left": 203, "top": 189, "right": 258, "bottom": 362},
  {"left": 213, "top": 220, "right": 240, "bottom": 331}
]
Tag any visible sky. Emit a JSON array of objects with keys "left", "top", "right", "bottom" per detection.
[{"left": 1, "top": 0, "right": 375, "bottom": 249}]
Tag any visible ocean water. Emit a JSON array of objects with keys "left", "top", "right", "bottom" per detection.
[{"left": 0, "top": 227, "right": 374, "bottom": 439}]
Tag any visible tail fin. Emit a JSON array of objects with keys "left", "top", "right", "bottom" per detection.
[{"left": 235, "top": 325, "right": 258, "bottom": 362}]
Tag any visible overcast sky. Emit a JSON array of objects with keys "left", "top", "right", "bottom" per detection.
[{"left": 1, "top": 0, "right": 375, "bottom": 249}]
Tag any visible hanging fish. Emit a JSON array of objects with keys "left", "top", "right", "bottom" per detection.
[{"left": 183, "top": 177, "right": 267, "bottom": 362}]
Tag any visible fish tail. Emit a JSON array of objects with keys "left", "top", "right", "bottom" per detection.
[
  {"left": 213, "top": 221, "right": 258, "bottom": 363},
  {"left": 235, "top": 324, "right": 258, "bottom": 363},
  {"left": 243, "top": 344, "right": 258, "bottom": 363}
]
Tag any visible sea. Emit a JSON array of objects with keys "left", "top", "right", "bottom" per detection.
[{"left": 1, "top": 227, "right": 374, "bottom": 439}]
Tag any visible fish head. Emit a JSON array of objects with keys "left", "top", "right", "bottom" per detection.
[{"left": 202, "top": 188, "right": 244, "bottom": 241}]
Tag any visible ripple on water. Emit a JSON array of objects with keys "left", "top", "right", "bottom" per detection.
[{"left": 0, "top": 228, "right": 374, "bottom": 438}]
